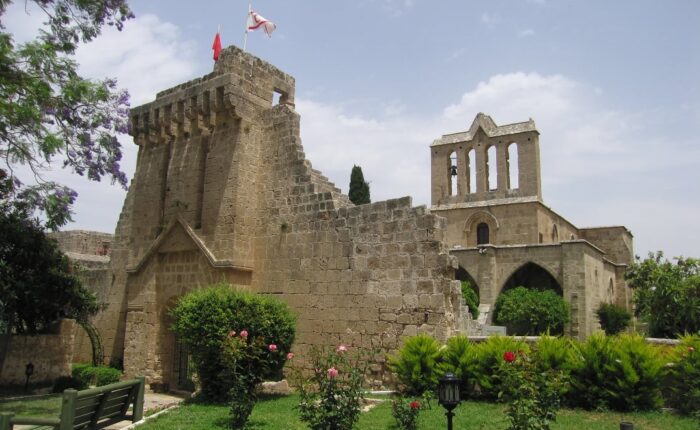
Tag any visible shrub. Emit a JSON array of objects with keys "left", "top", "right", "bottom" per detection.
[
  {"left": 52, "top": 376, "right": 81, "bottom": 393},
  {"left": 472, "top": 336, "right": 529, "bottom": 401},
  {"left": 93, "top": 366, "right": 121, "bottom": 386},
  {"left": 170, "top": 285, "right": 295, "bottom": 428},
  {"left": 493, "top": 287, "right": 570, "bottom": 335},
  {"left": 391, "top": 396, "right": 423, "bottom": 430},
  {"left": 437, "top": 335, "right": 477, "bottom": 398},
  {"left": 294, "top": 345, "right": 368, "bottom": 430},
  {"left": 664, "top": 335, "right": 700, "bottom": 415},
  {"left": 71, "top": 363, "right": 95, "bottom": 389},
  {"left": 596, "top": 303, "right": 631, "bottom": 335},
  {"left": 170, "top": 285, "right": 296, "bottom": 399},
  {"left": 71, "top": 363, "right": 122, "bottom": 388},
  {"left": 500, "top": 350, "right": 566, "bottom": 430},
  {"left": 461, "top": 281, "right": 480, "bottom": 320},
  {"left": 569, "top": 333, "right": 663, "bottom": 411},
  {"left": 388, "top": 334, "right": 442, "bottom": 395}
]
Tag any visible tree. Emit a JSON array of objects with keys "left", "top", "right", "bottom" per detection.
[
  {"left": 0, "top": 170, "right": 98, "bottom": 334},
  {"left": 0, "top": 0, "right": 133, "bottom": 229},
  {"left": 626, "top": 251, "right": 700, "bottom": 338},
  {"left": 492, "top": 287, "right": 570, "bottom": 335},
  {"left": 348, "top": 165, "right": 370, "bottom": 205}
]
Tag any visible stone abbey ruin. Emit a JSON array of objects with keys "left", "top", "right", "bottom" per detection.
[{"left": 54, "top": 46, "right": 633, "bottom": 390}]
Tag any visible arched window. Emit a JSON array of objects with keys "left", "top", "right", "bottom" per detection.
[
  {"left": 487, "top": 145, "right": 497, "bottom": 191},
  {"left": 467, "top": 148, "right": 476, "bottom": 193},
  {"left": 507, "top": 143, "right": 519, "bottom": 189},
  {"left": 551, "top": 224, "right": 559, "bottom": 243},
  {"left": 476, "top": 222, "right": 490, "bottom": 245},
  {"left": 449, "top": 151, "right": 458, "bottom": 196}
]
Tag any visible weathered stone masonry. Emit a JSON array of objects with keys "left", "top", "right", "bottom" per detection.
[{"left": 90, "top": 46, "right": 465, "bottom": 389}]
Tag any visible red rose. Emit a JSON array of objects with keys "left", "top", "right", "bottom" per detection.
[
  {"left": 409, "top": 401, "right": 421, "bottom": 409},
  {"left": 503, "top": 351, "right": 516, "bottom": 363}
]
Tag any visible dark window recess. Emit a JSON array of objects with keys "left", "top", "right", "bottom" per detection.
[{"left": 476, "top": 223, "right": 490, "bottom": 245}]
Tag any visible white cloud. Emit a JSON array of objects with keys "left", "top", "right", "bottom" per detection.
[{"left": 518, "top": 29, "right": 536, "bottom": 38}]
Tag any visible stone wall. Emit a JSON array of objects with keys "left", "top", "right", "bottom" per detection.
[
  {"left": 0, "top": 320, "right": 75, "bottom": 385},
  {"left": 49, "top": 230, "right": 113, "bottom": 256}
]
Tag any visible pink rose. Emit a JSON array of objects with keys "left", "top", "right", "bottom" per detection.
[
  {"left": 268, "top": 344, "right": 278, "bottom": 352},
  {"left": 228, "top": 330, "right": 236, "bottom": 338},
  {"left": 336, "top": 344, "right": 348, "bottom": 353},
  {"left": 240, "top": 330, "right": 248, "bottom": 339},
  {"left": 327, "top": 367, "right": 338, "bottom": 378},
  {"left": 287, "top": 352, "right": 295, "bottom": 360}
]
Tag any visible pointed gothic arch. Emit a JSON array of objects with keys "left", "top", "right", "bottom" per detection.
[
  {"left": 455, "top": 266, "right": 480, "bottom": 301},
  {"left": 501, "top": 262, "right": 562, "bottom": 296}
]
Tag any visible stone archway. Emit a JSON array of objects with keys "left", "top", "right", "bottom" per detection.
[
  {"left": 455, "top": 266, "right": 480, "bottom": 301},
  {"left": 501, "top": 262, "right": 562, "bottom": 295}
]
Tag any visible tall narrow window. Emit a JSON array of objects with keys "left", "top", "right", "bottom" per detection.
[
  {"left": 467, "top": 148, "right": 476, "bottom": 194},
  {"left": 487, "top": 145, "right": 497, "bottom": 191},
  {"left": 449, "top": 151, "right": 458, "bottom": 196},
  {"left": 476, "top": 222, "right": 489, "bottom": 245},
  {"left": 508, "top": 143, "right": 519, "bottom": 189},
  {"left": 551, "top": 224, "right": 559, "bottom": 243}
]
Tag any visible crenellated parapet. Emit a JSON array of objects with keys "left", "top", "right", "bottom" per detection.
[{"left": 129, "top": 45, "right": 296, "bottom": 146}]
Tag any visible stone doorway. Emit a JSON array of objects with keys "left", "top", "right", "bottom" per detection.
[{"left": 173, "top": 335, "right": 194, "bottom": 391}]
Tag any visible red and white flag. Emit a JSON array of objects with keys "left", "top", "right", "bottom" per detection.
[
  {"left": 247, "top": 10, "right": 276, "bottom": 37},
  {"left": 212, "top": 31, "right": 222, "bottom": 61}
]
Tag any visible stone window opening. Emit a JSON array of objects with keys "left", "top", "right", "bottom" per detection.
[
  {"left": 449, "top": 151, "right": 458, "bottom": 196},
  {"left": 507, "top": 142, "right": 519, "bottom": 189},
  {"left": 608, "top": 278, "right": 615, "bottom": 302},
  {"left": 272, "top": 88, "right": 288, "bottom": 106},
  {"left": 551, "top": 224, "right": 559, "bottom": 243},
  {"left": 476, "top": 222, "right": 490, "bottom": 245},
  {"left": 467, "top": 148, "right": 476, "bottom": 194},
  {"left": 487, "top": 145, "right": 497, "bottom": 191}
]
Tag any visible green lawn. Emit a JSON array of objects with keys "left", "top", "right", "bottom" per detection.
[
  {"left": 138, "top": 394, "right": 698, "bottom": 430},
  {"left": 0, "top": 395, "right": 61, "bottom": 417}
]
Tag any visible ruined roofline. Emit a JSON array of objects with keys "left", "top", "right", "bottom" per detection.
[
  {"left": 579, "top": 225, "right": 634, "bottom": 238},
  {"left": 431, "top": 113, "right": 538, "bottom": 147}
]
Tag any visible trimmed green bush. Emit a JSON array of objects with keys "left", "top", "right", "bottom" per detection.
[
  {"left": 596, "top": 303, "right": 631, "bottom": 335},
  {"left": 93, "top": 366, "right": 121, "bottom": 386},
  {"left": 388, "top": 334, "right": 442, "bottom": 395},
  {"left": 569, "top": 333, "right": 663, "bottom": 411},
  {"left": 170, "top": 284, "right": 296, "bottom": 402},
  {"left": 71, "top": 363, "right": 122, "bottom": 389},
  {"left": 461, "top": 281, "right": 479, "bottom": 320},
  {"left": 493, "top": 287, "right": 570, "bottom": 335}
]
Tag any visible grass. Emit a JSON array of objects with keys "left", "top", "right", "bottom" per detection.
[
  {"left": 0, "top": 394, "right": 61, "bottom": 417},
  {"left": 138, "top": 394, "right": 699, "bottom": 430}
]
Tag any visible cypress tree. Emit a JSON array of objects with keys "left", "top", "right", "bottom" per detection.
[{"left": 348, "top": 165, "right": 371, "bottom": 205}]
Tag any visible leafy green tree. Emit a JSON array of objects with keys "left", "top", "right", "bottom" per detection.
[
  {"left": 595, "top": 303, "right": 631, "bottom": 335},
  {"left": 460, "top": 280, "right": 479, "bottom": 320},
  {"left": 0, "top": 170, "right": 98, "bottom": 334},
  {"left": 493, "top": 287, "right": 570, "bottom": 336},
  {"left": 348, "top": 165, "right": 370, "bottom": 205},
  {"left": 0, "top": 0, "right": 133, "bottom": 229},
  {"left": 626, "top": 251, "right": 700, "bottom": 338}
]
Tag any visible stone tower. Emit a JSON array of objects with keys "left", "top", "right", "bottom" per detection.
[{"left": 93, "top": 46, "right": 466, "bottom": 389}]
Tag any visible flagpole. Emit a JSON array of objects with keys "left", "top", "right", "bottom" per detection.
[{"left": 243, "top": 2, "right": 251, "bottom": 52}]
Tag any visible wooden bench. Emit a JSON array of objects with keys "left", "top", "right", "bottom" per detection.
[{"left": 0, "top": 376, "right": 145, "bottom": 430}]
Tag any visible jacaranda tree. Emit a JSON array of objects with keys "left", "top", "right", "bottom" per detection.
[{"left": 0, "top": 0, "right": 133, "bottom": 229}]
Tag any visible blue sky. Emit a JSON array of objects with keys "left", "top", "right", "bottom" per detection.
[{"left": 5, "top": 0, "right": 700, "bottom": 258}]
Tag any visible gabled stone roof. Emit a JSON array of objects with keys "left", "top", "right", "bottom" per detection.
[{"left": 431, "top": 112, "right": 538, "bottom": 146}]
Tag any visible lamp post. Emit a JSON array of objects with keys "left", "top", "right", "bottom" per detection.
[
  {"left": 438, "top": 372, "right": 460, "bottom": 430},
  {"left": 24, "top": 362, "right": 34, "bottom": 392}
]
